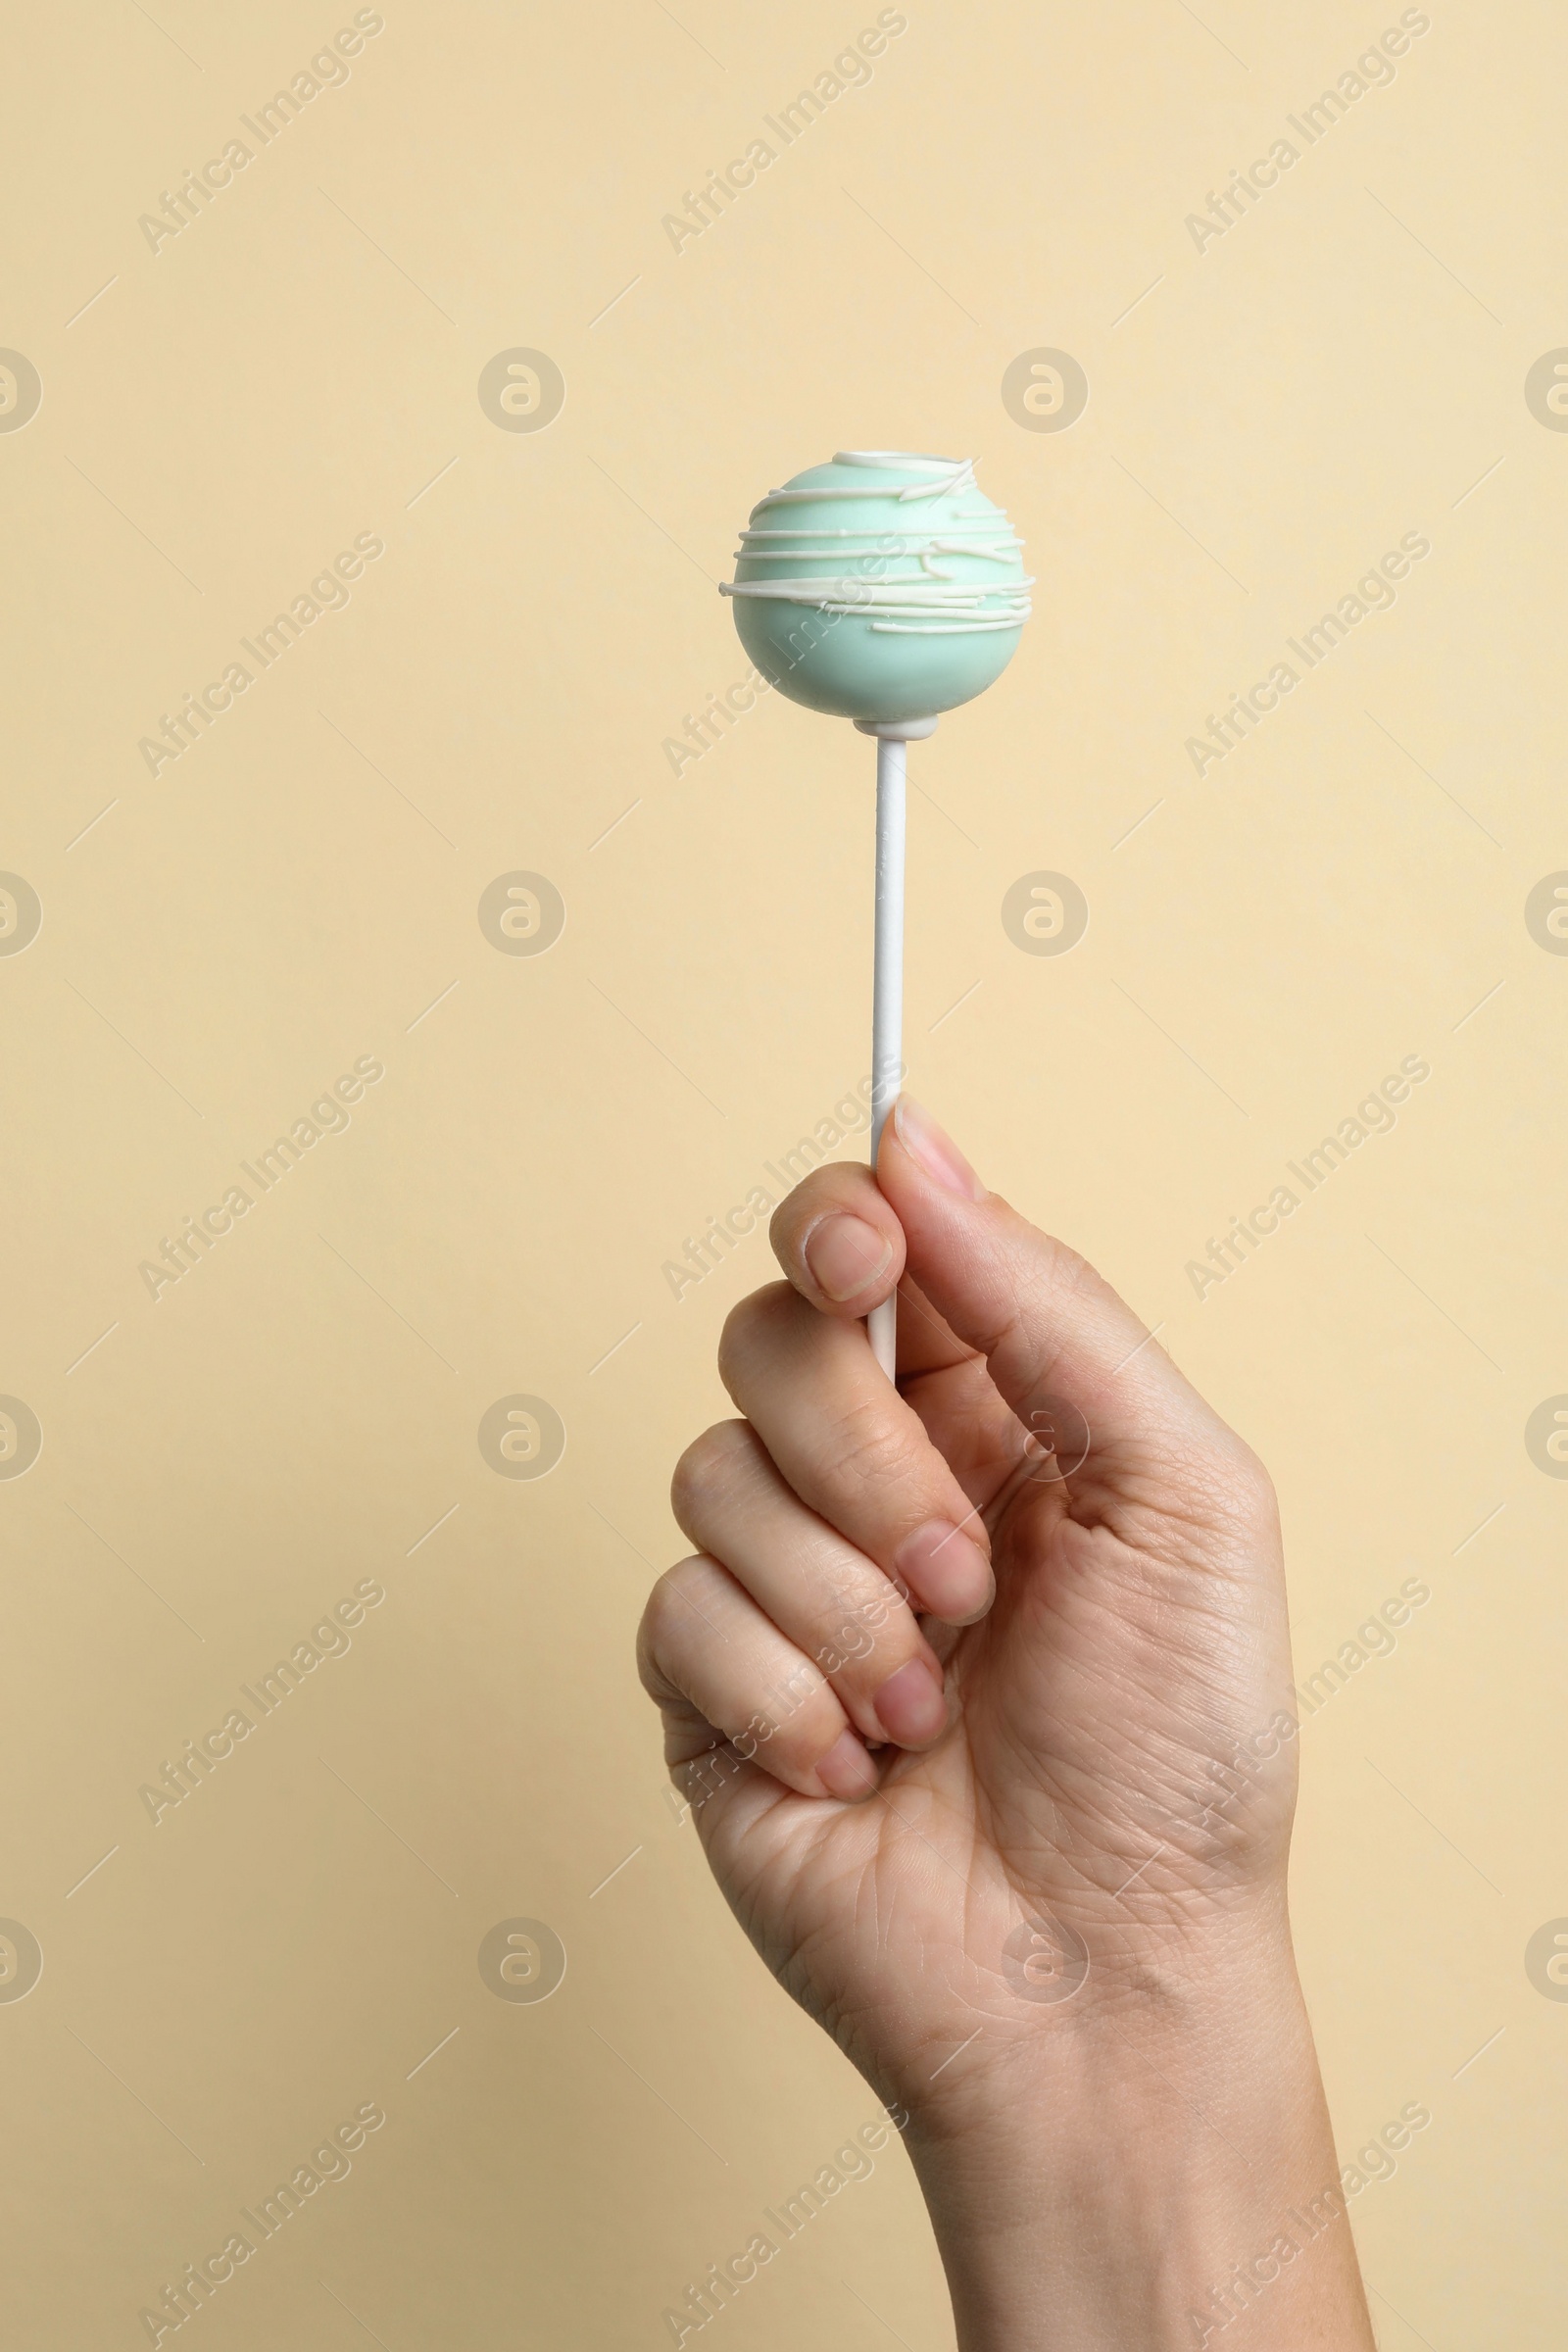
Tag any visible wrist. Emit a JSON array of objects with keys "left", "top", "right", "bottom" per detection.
[
  {"left": 903, "top": 1924, "right": 1371, "bottom": 2352},
  {"left": 907, "top": 1886, "right": 1300, "bottom": 2151}
]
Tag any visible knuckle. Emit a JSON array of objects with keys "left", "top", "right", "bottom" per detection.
[
  {"left": 827, "top": 1393, "right": 924, "bottom": 1500},
  {"left": 1016, "top": 1243, "right": 1096, "bottom": 1351},
  {"left": 982, "top": 1230, "right": 1104, "bottom": 1374},
  {"left": 814, "top": 1616, "right": 875, "bottom": 1673},
  {"left": 767, "top": 1164, "right": 837, "bottom": 1231},
  {"left": 716, "top": 1281, "right": 795, "bottom": 1390},
  {"left": 670, "top": 1418, "right": 759, "bottom": 1527},
  {"left": 1041, "top": 1231, "right": 1096, "bottom": 1298},
  {"left": 813, "top": 1592, "right": 911, "bottom": 1685},
  {"left": 637, "top": 1556, "right": 710, "bottom": 1677},
  {"left": 810, "top": 1566, "right": 903, "bottom": 1659},
  {"left": 1178, "top": 1435, "right": 1278, "bottom": 1551},
  {"left": 1229, "top": 1442, "right": 1279, "bottom": 1528},
  {"left": 739, "top": 1662, "right": 836, "bottom": 1768}
]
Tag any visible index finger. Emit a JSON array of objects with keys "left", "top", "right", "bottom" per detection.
[
  {"left": 768, "top": 1161, "right": 906, "bottom": 1319},
  {"left": 770, "top": 1162, "right": 986, "bottom": 1384}
]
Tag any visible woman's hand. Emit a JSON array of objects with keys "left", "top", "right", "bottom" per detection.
[{"left": 638, "top": 1101, "right": 1374, "bottom": 2349}]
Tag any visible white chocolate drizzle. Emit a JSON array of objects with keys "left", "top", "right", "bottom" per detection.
[{"left": 721, "top": 452, "right": 1033, "bottom": 636}]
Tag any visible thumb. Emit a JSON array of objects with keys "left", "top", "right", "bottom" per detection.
[{"left": 877, "top": 1099, "right": 1252, "bottom": 1493}]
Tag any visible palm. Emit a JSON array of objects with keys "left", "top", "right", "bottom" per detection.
[{"left": 686, "top": 1309, "right": 1294, "bottom": 2112}]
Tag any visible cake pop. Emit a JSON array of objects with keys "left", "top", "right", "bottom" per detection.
[{"left": 721, "top": 451, "right": 1032, "bottom": 1372}]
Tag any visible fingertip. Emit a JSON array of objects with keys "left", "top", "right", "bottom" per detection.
[
  {"left": 892, "top": 1518, "right": 994, "bottom": 1625},
  {"left": 813, "top": 1728, "right": 881, "bottom": 1802},
  {"left": 800, "top": 1211, "right": 898, "bottom": 1309},
  {"left": 769, "top": 1165, "right": 906, "bottom": 1316},
  {"left": 877, "top": 1100, "right": 1217, "bottom": 1468},
  {"left": 885, "top": 1097, "right": 986, "bottom": 1203},
  {"left": 872, "top": 1657, "right": 950, "bottom": 1748}
]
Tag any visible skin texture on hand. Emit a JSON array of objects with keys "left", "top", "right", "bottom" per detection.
[{"left": 637, "top": 1102, "right": 1375, "bottom": 2349}]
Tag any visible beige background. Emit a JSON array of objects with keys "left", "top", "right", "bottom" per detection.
[{"left": 3, "top": 0, "right": 1565, "bottom": 2342}]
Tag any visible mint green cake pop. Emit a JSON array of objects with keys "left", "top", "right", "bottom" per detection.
[{"left": 719, "top": 450, "right": 1032, "bottom": 722}]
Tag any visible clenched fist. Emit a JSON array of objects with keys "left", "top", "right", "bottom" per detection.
[{"left": 639, "top": 1100, "right": 1374, "bottom": 2351}]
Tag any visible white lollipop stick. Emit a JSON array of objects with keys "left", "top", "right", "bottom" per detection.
[{"left": 857, "top": 714, "right": 937, "bottom": 1379}]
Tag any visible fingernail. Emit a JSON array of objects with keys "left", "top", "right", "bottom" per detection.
[
  {"left": 892, "top": 1099, "right": 985, "bottom": 1201},
  {"left": 803, "top": 1213, "right": 893, "bottom": 1302},
  {"left": 894, "top": 1519, "right": 994, "bottom": 1624},
  {"left": 816, "top": 1729, "right": 879, "bottom": 1800},
  {"left": 873, "top": 1658, "right": 949, "bottom": 1747}
]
